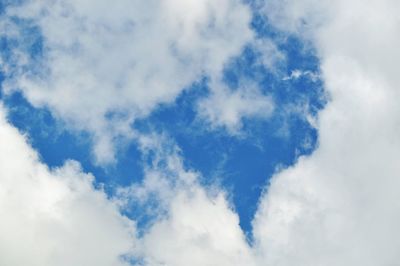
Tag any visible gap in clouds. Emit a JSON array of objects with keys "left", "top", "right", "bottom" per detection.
[
  {"left": 0, "top": 0, "right": 326, "bottom": 239},
  {"left": 132, "top": 26, "right": 325, "bottom": 235}
]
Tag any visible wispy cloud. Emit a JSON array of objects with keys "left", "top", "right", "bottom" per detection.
[{"left": 1, "top": 0, "right": 253, "bottom": 164}]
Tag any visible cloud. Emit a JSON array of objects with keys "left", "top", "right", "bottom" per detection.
[
  {"left": 1, "top": 0, "right": 253, "bottom": 164},
  {"left": 139, "top": 188, "right": 256, "bottom": 266},
  {"left": 251, "top": 38, "right": 285, "bottom": 71},
  {"left": 0, "top": 100, "right": 255, "bottom": 266},
  {"left": 2, "top": 0, "right": 400, "bottom": 265},
  {"left": 197, "top": 80, "right": 274, "bottom": 133},
  {"left": 253, "top": 0, "right": 400, "bottom": 265},
  {"left": 194, "top": 37, "right": 287, "bottom": 133},
  {"left": 282, "top": 69, "right": 319, "bottom": 81},
  {"left": 116, "top": 133, "right": 256, "bottom": 266},
  {"left": 0, "top": 104, "right": 137, "bottom": 266}
]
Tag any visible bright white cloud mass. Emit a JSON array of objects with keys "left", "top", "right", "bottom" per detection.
[
  {"left": 0, "top": 105, "right": 136, "bottom": 266},
  {"left": 1, "top": 0, "right": 400, "bottom": 265}
]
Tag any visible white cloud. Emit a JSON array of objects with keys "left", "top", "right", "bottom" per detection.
[
  {"left": 195, "top": 37, "right": 284, "bottom": 134},
  {"left": 197, "top": 80, "right": 274, "bottom": 133},
  {"left": 2, "top": 0, "right": 400, "bottom": 265},
  {"left": 1, "top": 0, "right": 253, "bottom": 164},
  {"left": 253, "top": 0, "right": 400, "bottom": 265},
  {"left": 282, "top": 69, "right": 319, "bottom": 81},
  {"left": 0, "top": 99, "right": 256, "bottom": 266},
  {"left": 139, "top": 188, "right": 256, "bottom": 266},
  {"left": 116, "top": 134, "right": 256, "bottom": 266},
  {"left": 252, "top": 38, "right": 285, "bottom": 71},
  {"left": 0, "top": 105, "right": 137, "bottom": 266}
]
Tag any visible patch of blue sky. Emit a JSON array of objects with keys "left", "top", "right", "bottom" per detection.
[
  {"left": 134, "top": 51, "right": 323, "bottom": 237},
  {"left": 125, "top": 13, "right": 325, "bottom": 236},
  {"left": 0, "top": 1, "right": 326, "bottom": 239}
]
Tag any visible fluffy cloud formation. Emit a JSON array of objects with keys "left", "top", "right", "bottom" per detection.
[
  {"left": 140, "top": 188, "right": 256, "bottom": 266},
  {"left": 116, "top": 133, "right": 256, "bottom": 266},
  {"left": 129, "top": 0, "right": 400, "bottom": 264},
  {"left": 1, "top": 0, "right": 252, "bottom": 163},
  {"left": 0, "top": 102, "right": 254, "bottom": 266},
  {"left": 253, "top": 0, "right": 400, "bottom": 265},
  {"left": 2, "top": 0, "right": 400, "bottom": 265},
  {"left": 0, "top": 105, "right": 136, "bottom": 266}
]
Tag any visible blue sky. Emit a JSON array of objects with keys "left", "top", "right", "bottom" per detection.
[
  {"left": 0, "top": 2, "right": 324, "bottom": 236},
  {"left": 1, "top": 0, "right": 399, "bottom": 265}
]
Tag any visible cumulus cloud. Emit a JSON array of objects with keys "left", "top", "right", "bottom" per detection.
[
  {"left": 0, "top": 102, "right": 253, "bottom": 266},
  {"left": 140, "top": 188, "right": 256, "bottom": 266},
  {"left": 0, "top": 105, "right": 136, "bottom": 266},
  {"left": 2, "top": 0, "right": 400, "bottom": 265},
  {"left": 127, "top": 0, "right": 400, "bottom": 265},
  {"left": 253, "top": 0, "right": 400, "bottom": 265},
  {"left": 1, "top": 0, "right": 253, "bottom": 164},
  {"left": 116, "top": 133, "right": 256, "bottom": 266}
]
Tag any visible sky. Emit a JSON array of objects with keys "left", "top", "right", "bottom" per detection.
[{"left": 0, "top": 0, "right": 399, "bottom": 265}]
